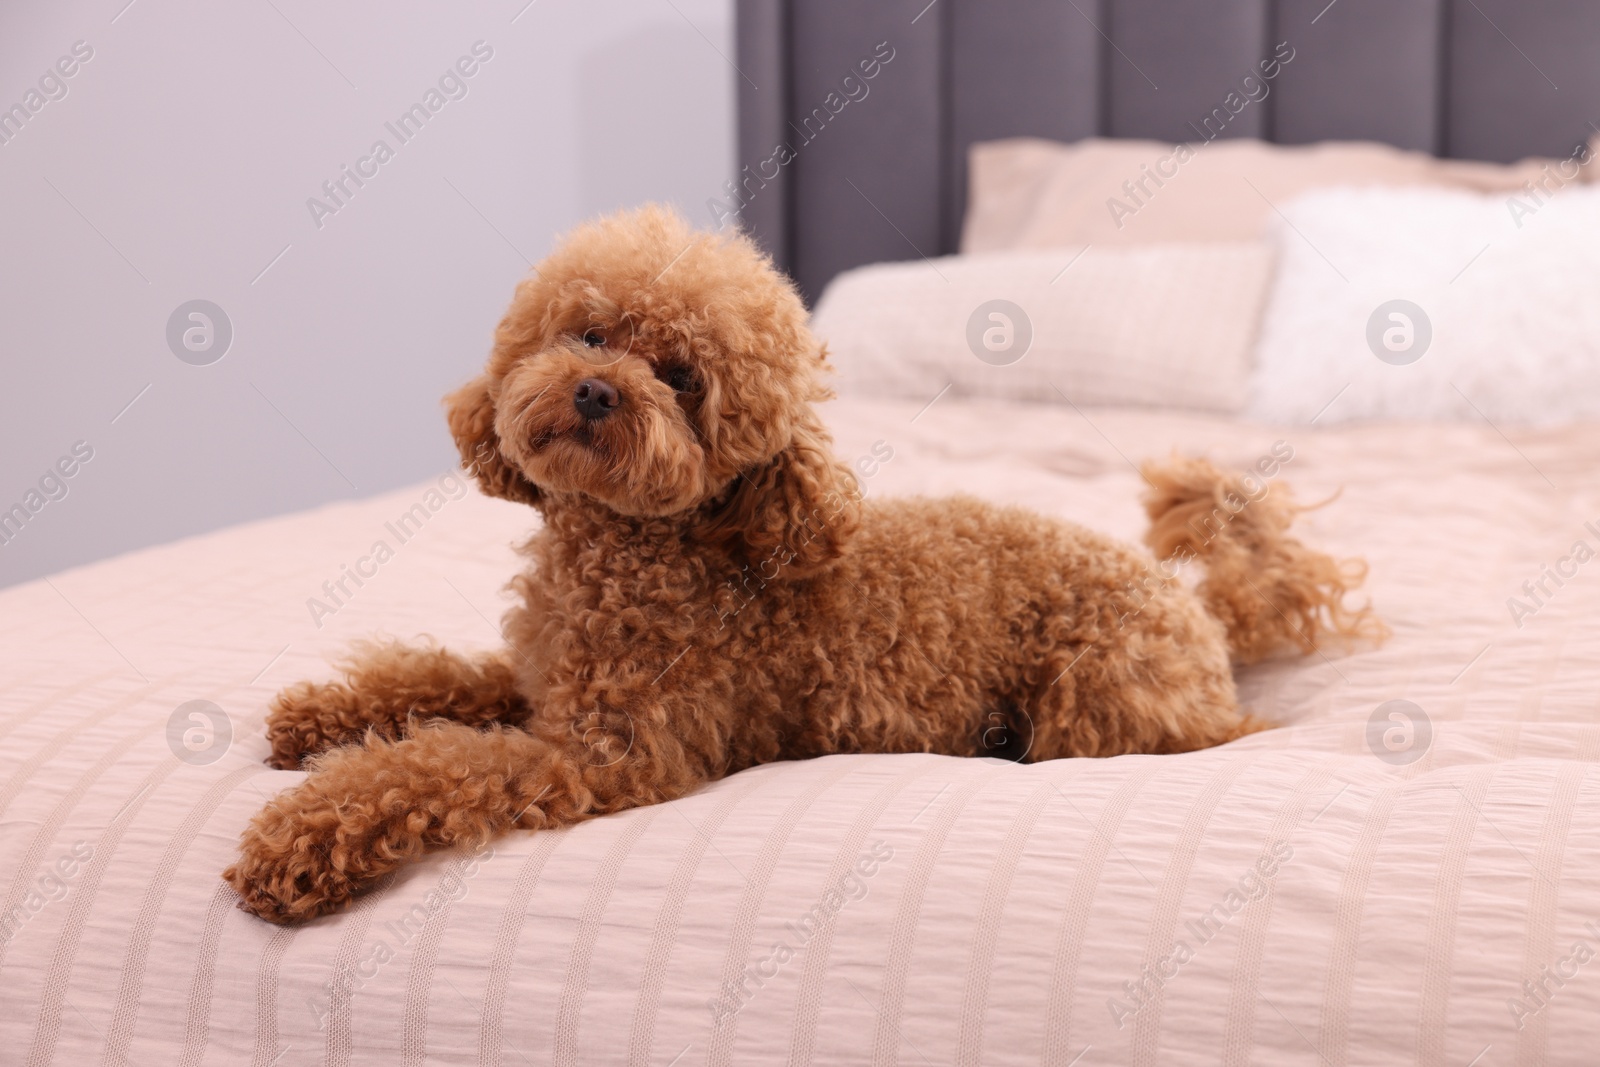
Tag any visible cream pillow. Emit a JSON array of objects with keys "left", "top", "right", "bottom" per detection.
[
  {"left": 810, "top": 244, "right": 1274, "bottom": 413},
  {"left": 963, "top": 137, "right": 1594, "bottom": 253}
]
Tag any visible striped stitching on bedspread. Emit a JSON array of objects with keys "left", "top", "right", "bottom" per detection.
[
  {"left": 704, "top": 759, "right": 861, "bottom": 1067},
  {"left": 251, "top": 927, "right": 296, "bottom": 1067},
  {"left": 24, "top": 753, "right": 185, "bottom": 1067},
  {"left": 13, "top": 685, "right": 244, "bottom": 1067},
  {"left": 552, "top": 807, "right": 663, "bottom": 1067},
  {"left": 954, "top": 780, "right": 1056, "bottom": 1067},
  {"left": 1513, "top": 761, "right": 1588, "bottom": 1067},
  {"left": 478, "top": 829, "right": 567, "bottom": 1067},
  {"left": 1416, "top": 767, "right": 1497, "bottom": 1066},
  {"left": 0, "top": 671, "right": 118, "bottom": 750},
  {"left": 629, "top": 775, "right": 767, "bottom": 1067},
  {"left": 870, "top": 763, "right": 1000, "bottom": 1067},
  {"left": 0, "top": 676, "right": 182, "bottom": 857},
  {"left": 1218, "top": 757, "right": 1342, "bottom": 1064},
  {"left": 784, "top": 757, "right": 944, "bottom": 1067},
  {"left": 323, "top": 869, "right": 402, "bottom": 1066},
  {"left": 1127, "top": 753, "right": 1261, "bottom": 1067},
  {"left": 1040, "top": 759, "right": 1164, "bottom": 1063},
  {"left": 176, "top": 882, "right": 237, "bottom": 1067},
  {"left": 0, "top": 708, "right": 176, "bottom": 977},
  {"left": 98, "top": 760, "right": 271, "bottom": 1067},
  {"left": 401, "top": 849, "right": 505, "bottom": 1067},
  {"left": 1315, "top": 767, "right": 1426, "bottom": 1066}
]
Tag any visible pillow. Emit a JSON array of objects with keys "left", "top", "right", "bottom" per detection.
[
  {"left": 1246, "top": 184, "right": 1600, "bottom": 424},
  {"left": 810, "top": 244, "right": 1274, "bottom": 413},
  {"left": 963, "top": 136, "right": 1595, "bottom": 253}
]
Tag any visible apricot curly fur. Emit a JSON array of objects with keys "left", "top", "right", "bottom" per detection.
[
  {"left": 261, "top": 641, "right": 529, "bottom": 770},
  {"left": 225, "top": 205, "right": 1379, "bottom": 923},
  {"left": 1140, "top": 455, "right": 1389, "bottom": 664}
]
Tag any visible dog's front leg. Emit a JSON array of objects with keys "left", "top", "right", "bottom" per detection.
[
  {"left": 225, "top": 710, "right": 708, "bottom": 924},
  {"left": 263, "top": 644, "right": 528, "bottom": 769}
]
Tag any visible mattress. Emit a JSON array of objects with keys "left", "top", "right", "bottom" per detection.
[{"left": 3, "top": 395, "right": 1599, "bottom": 1066}]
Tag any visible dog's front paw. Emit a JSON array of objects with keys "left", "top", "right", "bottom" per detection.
[
  {"left": 223, "top": 787, "right": 372, "bottom": 924},
  {"left": 263, "top": 680, "right": 363, "bottom": 770}
]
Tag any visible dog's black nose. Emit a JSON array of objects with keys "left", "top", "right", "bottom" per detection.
[{"left": 573, "top": 378, "right": 619, "bottom": 421}]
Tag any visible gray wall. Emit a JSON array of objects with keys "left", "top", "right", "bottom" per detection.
[{"left": 0, "top": 0, "right": 735, "bottom": 588}]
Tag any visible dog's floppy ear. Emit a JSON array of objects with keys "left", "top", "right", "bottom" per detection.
[
  {"left": 445, "top": 375, "right": 540, "bottom": 506},
  {"left": 696, "top": 412, "right": 860, "bottom": 578}
]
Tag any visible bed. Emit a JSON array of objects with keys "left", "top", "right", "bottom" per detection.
[
  {"left": 5, "top": 402, "right": 1600, "bottom": 1064},
  {"left": 8, "top": 2, "right": 1600, "bottom": 1065}
]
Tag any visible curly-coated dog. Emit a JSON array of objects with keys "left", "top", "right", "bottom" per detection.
[{"left": 225, "top": 206, "right": 1378, "bottom": 923}]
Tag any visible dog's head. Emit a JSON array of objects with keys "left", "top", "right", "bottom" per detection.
[{"left": 446, "top": 205, "right": 859, "bottom": 574}]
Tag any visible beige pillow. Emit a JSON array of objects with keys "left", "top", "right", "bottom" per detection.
[
  {"left": 810, "top": 244, "right": 1274, "bottom": 413},
  {"left": 962, "top": 136, "right": 1597, "bottom": 252}
]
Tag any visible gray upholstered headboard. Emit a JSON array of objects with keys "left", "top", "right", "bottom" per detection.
[{"left": 733, "top": 0, "right": 1600, "bottom": 301}]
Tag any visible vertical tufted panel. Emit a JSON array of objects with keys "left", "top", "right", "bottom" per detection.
[
  {"left": 1447, "top": 0, "right": 1600, "bottom": 162},
  {"left": 737, "top": 0, "right": 1600, "bottom": 297},
  {"left": 945, "top": 0, "right": 1100, "bottom": 258},
  {"left": 1272, "top": 0, "right": 1443, "bottom": 152}
]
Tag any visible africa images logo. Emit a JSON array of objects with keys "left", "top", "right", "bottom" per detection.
[
  {"left": 0, "top": 441, "right": 94, "bottom": 549},
  {"left": 166, "top": 300, "right": 233, "bottom": 365},
  {"left": 0, "top": 40, "right": 94, "bottom": 148}
]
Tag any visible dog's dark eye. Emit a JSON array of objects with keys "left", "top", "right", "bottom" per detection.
[
  {"left": 657, "top": 363, "right": 696, "bottom": 393},
  {"left": 582, "top": 330, "right": 605, "bottom": 347}
]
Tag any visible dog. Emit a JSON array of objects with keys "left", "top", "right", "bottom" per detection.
[{"left": 224, "top": 206, "right": 1378, "bottom": 923}]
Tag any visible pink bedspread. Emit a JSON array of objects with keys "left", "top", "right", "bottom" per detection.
[{"left": 2, "top": 396, "right": 1597, "bottom": 1065}]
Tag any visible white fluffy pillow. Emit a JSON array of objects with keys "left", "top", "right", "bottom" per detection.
[
  {"left": 1248, "top": 184, "right": 1600, "bottom": 424},
  {"left": 810, "top": 245, "right": 1274, "bottom": 413}
]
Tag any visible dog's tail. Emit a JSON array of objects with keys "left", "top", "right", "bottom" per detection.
[{"left": 1140, "top": 455, "right": 1385, "bottom": 664}]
